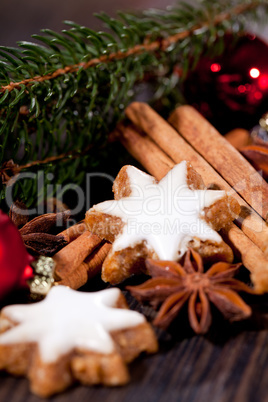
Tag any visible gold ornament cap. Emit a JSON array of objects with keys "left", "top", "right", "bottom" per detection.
[
  {"left": 259, "top": 112, "right": 268, "bottom": 131},
  {"left": 29, "top": 256, "right": 55, "bottom": 297}
]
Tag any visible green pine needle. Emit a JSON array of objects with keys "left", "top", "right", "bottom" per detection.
[{"left": 0, "top": 0, "right": 267, "bottom": 209}]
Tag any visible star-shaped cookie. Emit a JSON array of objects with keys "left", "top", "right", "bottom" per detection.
[
  {"left": 86, "top": 161, "right": 240, "bottom": 284},
  {"left": 0, "top": 286, "right": 158, "bottom": 397}
]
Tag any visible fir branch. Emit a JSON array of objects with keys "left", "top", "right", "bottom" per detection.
[
  {"left": 0, "top": 1, "right": 260, "bottom": 94},
  {"left": 0, "top": 0, "right": 267, "bottom": 209}
]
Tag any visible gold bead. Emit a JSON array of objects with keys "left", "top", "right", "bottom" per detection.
[
  {"left": 29, "top": 256, "right": 55, "bottom": 298},
  {"left": 259, "top": 112, "right": 268, "bottom": 131}
]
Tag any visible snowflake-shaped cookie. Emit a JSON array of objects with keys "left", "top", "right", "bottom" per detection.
[
  {"left": 0, "top": 286, "right": 158, "bottom": 397},
  {"left": 86, "top": 161, "right": 239, "bottom": 284}
]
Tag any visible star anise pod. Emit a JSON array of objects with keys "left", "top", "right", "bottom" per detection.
[
  {"left": 240, "top": 144, "right": 268, "bottom": 179},
  {"left": 9, "top": 203, "right": 71, "bottom": 256},
  {"left": 240, "top": 125, "right": 268, "bottom": 180},
  {"left": 9, "top": 200, "right": 29, "bottom": 228},
  {"left": 127, "top": 249, "right": 254, "bottom": 334}
]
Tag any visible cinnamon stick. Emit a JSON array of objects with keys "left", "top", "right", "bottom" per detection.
[
  {"left": 56, "top": 242, "right": 112, "bottom": 289},
  {"left": 116, "top": 123, "right": 174, "bottom": 180},
  {"left": 125, "top": 102, "right": 268, "bottom": 256},
  {"left": 168, "top": 105, "right": 268, "bottom": 221},
  {"left": 54, "top": 231, "right": 102, "bottom": 280},
  {"left": 57, "top": 221, "right": 87, "bottom": 243},
  {"left": 222, "top": 225, "right": 268, "bottom": 294},
  {"left": 240, "top": 145, "right": 268, "bottom": 180},
  {"left": 224, "top": 128, "right": 251, "bottom": 149}
]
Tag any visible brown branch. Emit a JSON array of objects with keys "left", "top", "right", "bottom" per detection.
[
  {"left": 0, "top": 1, "right": 260, "bottom": 94},
  {"left": 0, "top": 143, "right": 94, "bottom": 181}
]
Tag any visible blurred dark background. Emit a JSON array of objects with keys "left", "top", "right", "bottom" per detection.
[
  {"left": 0, "top": 0, "right": 267, "bottom": 48},
  {"left": 0, "top": 0, "right": 175, "bottom": 47}
]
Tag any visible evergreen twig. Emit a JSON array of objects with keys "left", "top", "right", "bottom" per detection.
[
  {"left": 0, "top": 0, "right": 266, "bottom": 208},
  {"left": 0, "top": 1, "right": 259, "bottom": 93}
]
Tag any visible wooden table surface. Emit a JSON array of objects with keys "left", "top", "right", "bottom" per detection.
[{"left": 0, "top": 277, "right": 268, "bottom": 402}]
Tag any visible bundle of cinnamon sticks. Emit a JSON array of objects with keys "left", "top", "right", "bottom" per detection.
[
  {"left": 53, "top": 222, "right": 111, "bottom": 289},
  {"left": 51, "top": 102, "right": 268, "bottom": 294},
  {"left": 115, "top": 102, "right": 268, "bottom": 294}
]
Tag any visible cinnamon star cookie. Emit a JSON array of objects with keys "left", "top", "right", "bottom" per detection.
[
  {"left": 86, "top": 161, "right": 240, "bottom": 284},
  {"left": 0, "top": 286, "right": 158, "bottom": 397}
]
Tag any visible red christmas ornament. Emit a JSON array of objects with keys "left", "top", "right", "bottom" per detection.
[
  {"left": 0, "top": 210, "right": 33, "bottom": 300},
  {"left": 183, "top": 34, "right": 268, "bottom": 133}
]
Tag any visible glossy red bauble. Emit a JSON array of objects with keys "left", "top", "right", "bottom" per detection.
[
  {"left": 183, "top": 34, "right": 268, "bottom": 133},
  {"left": 0, "top": 210, "right": 33, "bottom": 300}
]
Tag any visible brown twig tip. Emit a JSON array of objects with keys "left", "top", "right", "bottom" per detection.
[{"left": 0, "top": 1, "right": 260, "bottom": 94}]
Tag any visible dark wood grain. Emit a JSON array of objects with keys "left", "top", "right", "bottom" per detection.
[{"left": 0, "top": 282, "right": 268, "bottom": 402}]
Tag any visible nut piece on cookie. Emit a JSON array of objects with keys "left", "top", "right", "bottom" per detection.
[
  {"left": 86, "top": 161, "right": 240, "bottom": 284},
  {"left": 0, "top": 286, "right": 158, "bottom": 397}
]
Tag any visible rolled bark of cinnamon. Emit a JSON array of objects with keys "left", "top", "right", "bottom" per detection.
[
  {"left": 221, "top": 225, "right": 268, "bottom": 294},
  {"left": 168, "top": 105, "right": 268, "bottom": 221},
  {"left": 56, "top": 242, "right": 112, "bottom": 289},
  {"left": 116, "top": 123, "right": 174, "bottom": 180},
  {"left": 54, "top": 231, "right": 102, "bottom": 280},
  {"left": 57, "top": 221, "right": 87, "bottom": 243},
  {"left": 224, "top": 128, "right": 251, "bottom": 149}
]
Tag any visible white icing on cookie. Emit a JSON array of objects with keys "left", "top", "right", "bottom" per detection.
[
  {"left": 0, "top": 286, "right": 145, "bottom": 362},
  {"left": 92, "top": 161, "right": 226, "bottom": 260}
]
